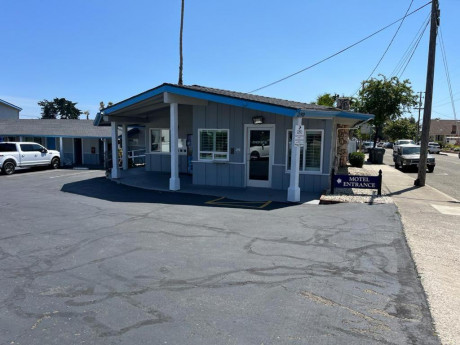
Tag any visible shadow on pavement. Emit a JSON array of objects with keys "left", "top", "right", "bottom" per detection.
[{"left": 61, "top": 177, "right": 292, "bottom": 211}]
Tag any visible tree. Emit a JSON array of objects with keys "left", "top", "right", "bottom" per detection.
[
  {"left": 38, "top": 98, "right": 82, "bottom": 119},
  {"left": 315, "top": 93, "right": 337, "bottom": 107},
  {"left": 384, "top": 117, "right": 418, "bottom": 142},
  {"left": 357, "top": 75, "right": 418, "bottom": 147},
  {"left": 99, "top": 101, "right": 113, "bottom": 110}
]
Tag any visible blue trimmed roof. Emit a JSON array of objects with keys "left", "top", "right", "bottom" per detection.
[
  {"left": 0, "top": 99, "right": 22, "bottom": 111},
  {"left": 94, "top": 83, "right": 374, "bottom": 125}
]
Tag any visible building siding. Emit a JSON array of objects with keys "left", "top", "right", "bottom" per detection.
[
  {"left": 192, "top": 102, "right": 333, "bottom": 192},
  {"left": 0, "top": 104, "right": 20, "bottom": 119}
]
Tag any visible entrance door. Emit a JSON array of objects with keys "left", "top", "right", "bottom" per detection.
[
  {"left": 246, "top": 126, "right": 274, "bottom": 188},
  {"left": 74, "top": 138, "right": 82, "bottom": 165}
]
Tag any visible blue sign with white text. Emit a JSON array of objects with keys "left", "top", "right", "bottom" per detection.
[{"left": 333, "top": 175, "right": 379, "bottom": 189}]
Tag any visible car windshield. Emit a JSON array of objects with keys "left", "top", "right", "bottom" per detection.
[
  {"left": 399, "top": 140, "right": 414, "bottom": 145},
  {"left": 402, "top": 147, "right": 420, "bottom": 155}
]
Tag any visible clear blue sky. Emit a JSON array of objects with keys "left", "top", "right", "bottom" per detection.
[{"left": 1, "top": 0, "right": 458, "bottom": 121}]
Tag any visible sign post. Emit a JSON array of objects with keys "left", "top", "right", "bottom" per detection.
[{"left": 294, "top": 125, "right": 305, "bottom": 147}]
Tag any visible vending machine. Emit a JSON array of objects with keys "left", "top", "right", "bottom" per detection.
[{"left": 186, "top": 134, "right": 193, "bottom": 175}]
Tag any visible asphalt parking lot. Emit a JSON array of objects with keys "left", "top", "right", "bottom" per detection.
[{"left": 0, "top": 169, "right": 439, "bottom": 344}]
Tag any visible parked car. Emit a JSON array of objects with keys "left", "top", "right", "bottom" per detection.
[
  {"left": 393, "top": 144, "right": 435, "bottom": 173},
  {"left": 384, "top": 142, "right": 394, "bottom": 149},
  {"left": 428, "top": 142, "right": 441, "bottom": 154},
  {"left": 362, "top": 141, "right": 374, "bottom": 153},
  {"left": 393, "top": 139, "right": 415, "bottom": 159},
  {"left": 0, "top": 142, "right": 60, "bottom": 175}
]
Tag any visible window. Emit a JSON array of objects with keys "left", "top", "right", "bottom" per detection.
[
  {"left": 198, "top": 129, "right": 229, "bottom": 161},
  {"left": 149, "top": 129, "right": 170, "bottom": 153},
  {"left": 0, "top": 143, "right": 17, "bottom": 152},
  {"left": 20, "top": 144, "right": 43, "bottom": 152},
  {"left": 286, "top": 130, "right": 323, "bottom": 172}
]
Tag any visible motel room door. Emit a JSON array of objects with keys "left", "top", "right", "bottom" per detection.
[{"left": 246, "top": 125, "right": 275, "bottom": 188}]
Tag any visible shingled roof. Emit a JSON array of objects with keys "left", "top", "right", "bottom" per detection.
[
  {"left": 169, "top": 84, "right": 338, "bottom": 111},
  {"left": 0, "top": 119, "right": 111, "bottom": 138}
]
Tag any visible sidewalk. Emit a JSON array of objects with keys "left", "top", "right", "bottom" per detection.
[{"left": 362, "top": 163, "right": 460, "bottom": 345}]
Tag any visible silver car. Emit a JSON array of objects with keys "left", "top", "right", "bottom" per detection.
[{"left": 394, "top": 144, "right": 436, "bottom": 173}]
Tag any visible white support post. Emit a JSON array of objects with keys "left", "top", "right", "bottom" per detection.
[
  {"left": 19, "top": 136, "right": 24, "bottom": 142},
  {"left": 103, "top": 138, "right": 108, "bottom": 169},
  {"left": 169, "top": 103, "right": 180, "bottom": 190},
  {"left": 59, "top": 137, "right": 64, "bottom": 167},
  {"left": 287, "top": 116, "right": 302, "bottom": 202},
  {"left": 122, "top": 124, "right": 128, "bottom": 170},
  {"left": 111, "top": 122, "right": 120, "bottom": 178}
]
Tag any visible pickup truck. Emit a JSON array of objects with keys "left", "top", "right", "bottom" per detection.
[
  {"left": 0, "top": 142, "right": 60, "bottom": 175},
  {"left": 393, "top": 144, "right": 435, "bottom": 172}
]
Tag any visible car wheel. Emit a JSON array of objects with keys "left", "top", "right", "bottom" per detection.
[
  {"left": 50, "top": 157, "right": 60, "bottom": 169},
  {"left": 250, "top": 151, "right": 260, "bottom": 160},
  {"left": 428, "top": 166, "right": 434, "bottom": 173},
  {"left": 2, "top": 161, "right": 16, "bottom": 175}
]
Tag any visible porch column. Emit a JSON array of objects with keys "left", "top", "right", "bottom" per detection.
[
  {"left": 169, "top": 102, "right": 180, "bottom": 190},
  {"left": 111, "top": 122, "right": 120, "bottom": 178},
  {"left": 19, "top": 136, "right": 24, "bottom": 142},
  {"left": 287, "top": 116, "right": 302, "bottom": 202},
  {"left": 59, "top": 137, "right": 64, "bottom": 167},
  {"left": 122, "top": 124, "right": 128, "bottom": 170},
  {"left": 103, "top": 138, "right": 108, "bottom": 170}
]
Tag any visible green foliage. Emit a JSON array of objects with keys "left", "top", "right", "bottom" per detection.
[
  {"left": 384, "top": 117, "right": 417, "bottom": 142},
  {"left": 315, "top": 93, "right": 337, "bottom": 107},
  {"left": 38, "top": 98, "right": 82, "bottom": 119},
  {"left": 99, "top": 101, "right": 114, "bottom": 110},
  {"left": 357, "top": 75, "right": 418, "bottom": 145},
  {"left": 349, "top": 152, "right": 365, "bottom": 168}
]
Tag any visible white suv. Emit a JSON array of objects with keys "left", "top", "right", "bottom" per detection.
[
  {"left": 0, "top": 142, "right": 60, "bottom": 175},
  {"left": 428, "top": 142, "right": 441, "bottom": 154}
]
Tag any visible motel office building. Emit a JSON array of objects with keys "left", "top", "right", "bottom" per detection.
[{"left": 95, "top": 84, "right": 373, "bottom": 201}]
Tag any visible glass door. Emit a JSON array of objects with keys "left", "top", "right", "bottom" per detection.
[{"left": 247, "top": 127, "right": 273, "bottom": 188}]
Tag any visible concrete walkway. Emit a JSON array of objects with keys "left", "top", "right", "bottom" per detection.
[{"left": 364, "top": 163, "right": 460, "bottom": 345}]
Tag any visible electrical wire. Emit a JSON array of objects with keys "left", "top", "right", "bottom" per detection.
[
  {"left": 438, "top": 27, "right": 458, "bottom": 125},
  {"left": 365, "top": 0, "right": 414, "bottom": 82},
  {"left": 350, "top": 0, "right": 415, "bottom": 97},
  {"left": 248, "top": 1, "right": 432, "bottom": 94},
  {"left": 397, "top": 19, "right": 430, "bottom": 78},
  {"left": 391, "top": 13, "right": 430, "bottom": 77}
]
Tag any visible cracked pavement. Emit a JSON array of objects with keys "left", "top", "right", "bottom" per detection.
[{"left": 0, "top": 169, "right": 439, "bottom": 344}]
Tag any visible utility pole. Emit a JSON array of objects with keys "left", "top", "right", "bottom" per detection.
[
  {"left": 415, "top": 0, "right": 439, "bottom": 187},
  {"left": 178, "top": 0, "right": 185, "bottom": 85},
  {"left": 415, "top": 92, "right": 425, "bottom": 143}
]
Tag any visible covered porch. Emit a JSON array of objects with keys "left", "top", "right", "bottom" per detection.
[{"left": 111, "top": 168, "right": 320, "bottom": 204}]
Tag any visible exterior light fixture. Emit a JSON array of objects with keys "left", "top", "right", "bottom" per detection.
[{"left": 252, "top": 116, "right": 264, "bottom": 124}]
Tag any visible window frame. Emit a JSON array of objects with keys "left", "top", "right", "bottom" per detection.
[
  {"left": 148, "top": 128, "right": 171, "bottom": 154},
  {"left": 198, "top": 128, "right": 230, "bottom": 162},
  {"left": 285, "top": 129, "right": 324, "bottom": 174}
]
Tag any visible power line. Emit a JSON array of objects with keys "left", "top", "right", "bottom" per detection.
[
  {"left": 391, "top": 12, "right": 430, "bottom": 77},
  {"left": 438, "top": 27, "right": 457, "bottom": 127},
  {"left": 248, "top": 1, "right": 432, "bottom": 94},
  {"left": 397, "top": 18, "right": 430, "bottom": 78},
  {"left": 365, "top": 0, "right": 414, "bottom": 81},
  {"left": 351, "top": 0, "right": 416, "bottom": 97}
]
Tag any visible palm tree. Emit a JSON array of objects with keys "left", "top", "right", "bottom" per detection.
[{"left": 178, "top": 0, "right": 184, "bottom": 85}]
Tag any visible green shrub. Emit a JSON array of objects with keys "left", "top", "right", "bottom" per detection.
[{"left": 349, "top": 152, "right": 365, "bottom": 168}]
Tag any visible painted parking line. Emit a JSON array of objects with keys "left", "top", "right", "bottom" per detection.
[
  {"left": 205, "top": 196, "right": 272, "bottom": 209},
  {"left": 48, "top": 170, "right": 102, "bottom": 179}
]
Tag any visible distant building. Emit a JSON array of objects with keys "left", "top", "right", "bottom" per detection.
[
  {"left": 0, "top": 119, "right": 112, "bottom": 167},
  {"left": 0, "top": 99, "right": 21, "bottom": 119},
  {"left": 429, "top": 119, "right": 460, "bottom": 144}
]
